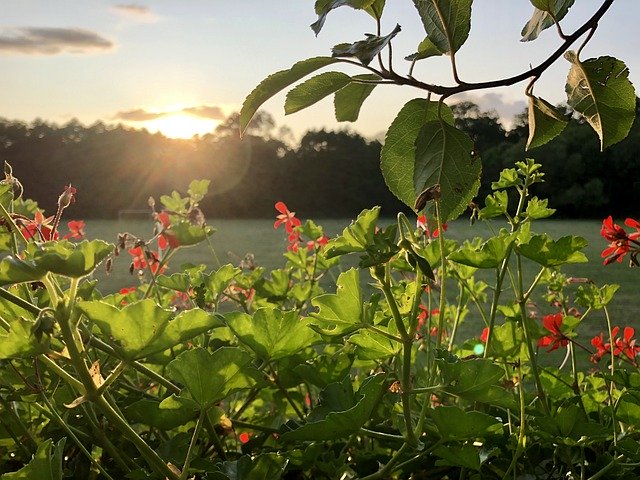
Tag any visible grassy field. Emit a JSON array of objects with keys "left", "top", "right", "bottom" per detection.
[{"left": 86, "top": 217, "right": 638, "bottom": 339}]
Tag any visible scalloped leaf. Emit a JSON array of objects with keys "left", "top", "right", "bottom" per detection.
[
  {"left": 325, "top": 207, "right": 380, "bottom": 258},
  {"left": 521, "top": 0, "right": 575, "bottom": 42},
  {"left": 334, "top": 74, "right": 379, "bottom": 122},
  {"left": 517, "top": 234, "right": 588, "bottom": 267},
  {"left": 565, "top": 53, "right": 636, "bottom": 150},
  {"left": 381, "top": 99, "right": 454, "bottom": 210},
  {"left": 31, "top": 240, "right": 113, "bottom": 278},
  {"left": 1, "top": 438, "right": 65, "bottom": 480},
  {"left": 240, "top": 57, "right": 340, "bottom": 135},
  {"left": 526, "top": 96, "right": 568, "bottom": 150},
  {"left": 332, "top": 24, "right": 401, "bottom": 66},
  {"left": 413, "top": 120, "right": 481, "bottom": 222},
  {"left": 285, "top": 72, "right": 351, "bottom": 115},
  {"left": 412, "top": 0, "right": 472, "bottom": 54},
  {"left": 449, "top": 233, "right": 517, "bottom": 269},
  {"left": 0, "top": 256, "right": 45, "bottom": 286}
]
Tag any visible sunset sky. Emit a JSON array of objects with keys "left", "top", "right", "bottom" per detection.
[{"left": 1, "top": 1, "right": 638, "bottom": 140}]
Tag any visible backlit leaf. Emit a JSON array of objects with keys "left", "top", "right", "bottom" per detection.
[
  {"left": 521, "top": 0, "right": 574, "bottom": 42},
  {"left": 0, "top": 316, "right": 49, "bottom": 360},
  {"left": 526, "top": 95, "right": 568, "bottom": 150},
  {"left": 517, "top": 234, "right": 588, "bottom": 267},
  {"left": 310, "top": 268, "right": 365, "bottom": 336},
  {"left": 331, "top": 24, "right": 401, "bottom": 66},
  {"left": 311, "top": 0, "right": 377, "bottom": 35},
  {"left": 240, "top": 57, "right": 340, "bottom": 135},
  {"left": 565, "top": 52, "right": 636, "bottom": 150},
  {"left": 334, "top": 74, "right": 379, "bottom": 122},
  {"left": 325, "top": 207, "right": 379, "bottom": 258},
  {"left": 405, "top": 37, "right": 442, "bottom": 61},
  {"left": 32, "top": 240, "right": 113, "bottom": 278},
  {"left": 348, "top": 329, "right": 401, "bottom": 360},
  {"left": 449, "top": 233, "right": 516, "bottom": 269},
  {"left": 412, "top": 0, "right": 472, "bottom": 54},
  {"left": 285, "top": 72, "right": 351, "bottom": 115},
  {"left": 1, "top": 438, "right": 65, "bottom": 480},
  {"left": 430, "top": 406, "right": 502, "bottom": 440},
  {"left": 0, "top": 256, "right": 45, "bottom": 286}
]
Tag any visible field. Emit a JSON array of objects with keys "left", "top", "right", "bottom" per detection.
[{"left": 86, "top": 217, "right": 638, "bottom": 338}]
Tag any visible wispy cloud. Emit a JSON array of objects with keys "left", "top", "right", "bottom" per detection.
[
  {"left": 114, "top": 105, "right": 227, "bottom": 122},
  {"left": 111, "top": 4, "right": 159, "bottom": 22},
  {"left": 0, "top": 27, "right": 113, "bottom": 55},
  {"left": 454, "top": 92, "right": 527, "bottom": 128}
]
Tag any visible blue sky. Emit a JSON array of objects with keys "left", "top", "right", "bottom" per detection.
[{"left": 1, "top": 1, "right": 637, "bottom": 139}]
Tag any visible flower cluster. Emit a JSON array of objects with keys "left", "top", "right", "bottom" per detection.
[
  {"left": 416, "top": 215, "right": 447, "bottom": 238},
  {"left": 128, "top": 246, "right": 165, "bottom": 275},
  {"left": 538, "top": 313, "right": 569, "bottom": 352},
  {"left": 591, "top": 326, "right": 640, "bottom": 363},
  {"left": 600, "top": 216, "right": 640, "bottom": 265},
  {"left": 274, "top": 201, "right": 327, "bottom": 252}
]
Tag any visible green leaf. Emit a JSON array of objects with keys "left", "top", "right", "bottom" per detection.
[
  {"left": 405, "top": 37, "right": 442, "bottom": 61},
  {"left": 166, "top": 347, "right": 259, "bottom": 409},
  {"left": 1, "top": 438, "right": 65, "bottom": 480},
  {"left": 124, "top": 398, "right": 198, "bottom": 430},
  {"left": 521, "top": 0, "right": 575, "bottom": 42},
  {"left": 222, "top": 453, "right": 288, "bottom": 480},
  {"left": 334, "top": 74, "right": 379, "bottom": 122},
  {"left": 526, "top": 95, "right": 568, "bottom": 150},
  {"left": 281, "top": 373, "right": 385, "bottom": 441},
  {"left": 414, "top": 120, "right": 481, "bottom": 222},
  {"left": 430, "top": 406, "right": 502, "bottom": 440},
  {"left": 517, "top": 234, "right": 588, "bottom": 267},
  {"left": 348, "top": 329, "right": 401, "bottom": 360},
  {"left": 311, "top": 0, "right": 377, "bottom": 35},
  {"left": 285, "top": 72, "right": 351, "bottom": 115},
  {"left": 169, "top": 222, "right": 214, "bottom": 247},
  {"left": 240, "top": 57, "right": 340, "bottom": 135},
  {"left": 309, "top": 268, "right": 364, "bottom": 336},
  {"left": 565, "top": 53, "right": 636, "bottom": 150},
  {"left": 205, "top": 264, "right": 241, "bottom": 296},
  {"left": 32, "top": 240, "right": 113, "bottom": 278},
  {"left": 0, "top": 256, "right": 45, "bottom": 286},
  {"left": 187, "top": 179, "right": 210, "bottom": 203},
  {"left": 381, "top": 99, "right": 454, "bottom": 210},
  {"left": 293, "top": 354, "right": 354, "bottom": 388},
  {"left": 412, "top": 0, "right": 472, "bottom": 54},
  {"left": 0, "top": 316, "right": 49, "bottom": 360},
  {"left": 486, "top": 321, "right": 528, "bottom": 360},
  {"left": 78, "top": 300, "right": 223, "bottom": 360},
  {"left": 575, "top": 283, "right": 619, "bottom": 310},
  {"left": 433, "top": 445, "right": 481, "bottom": 471},
  {"left": 325, "top": 207, "right": 379, "bottom": 258},
  {"left": 331, "top": 24, "right": 401, "bottom": 66},
  {"left": 441, "top": 358, "right": 505, "bottom": 399},
  {"left": 449, "top": 233, "right": 516, "bottom": 269},
  {"left": 225, "top": 307, "right": 320, "bottom": 361},
  {"left": 525, "top": 196, "right": 556, "bottom": 219}
]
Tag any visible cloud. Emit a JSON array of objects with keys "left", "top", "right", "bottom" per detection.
[
  {"left": 452, "top": 92, "right": 527, "bottom": 129},
  {"left": 182, "top": 105, "right": 225, "bottom": 120},
  {"left": 114, "top": 105, "right": 227, "bottom": 122},
  {"left": 0, "top": 27, "right": 113, "bottom": 55},
  {"left": 111, "top": 4, "right": 159, "bottom": 22}
]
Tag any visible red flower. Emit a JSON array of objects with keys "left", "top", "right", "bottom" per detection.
[
  {"left": 128, "top": 246, "right": 148, "bottom": 270},
  {"left": 538, "top": 313, "right": 569, "bottom": 352},
  {"left": 601, "top": 216, "right": 628, "bottom": 242},
  {"left": 239, "top": 432, "right": 251, "bottom": 444},
  {"left": 306, "top": 235, "right": 329, "bottom": 251},
  {"left": 156, "top": 211, "right": 180, "bottom": 249},
  {"left": 274, "top": 201, "right": 301, "bottom": 233},
  {"left": 416, "top": 215, "right": 447, "bottom": 238},
  {"left": 600, "top": 216, "right": 640, "bottom": 265},
  {"left": 614, "top": 326, "right": 640, "bottom": 360},
  {"left": 21, "top": 211, "right": 58, "bottom": 241},
  {"left": 626, "top": 217, "right": 640, "bottom": 241},
  {"left": 590, "top": 327, "right": 618, "bottom": 363},
  {"left": 63, "top": 220, "right": 85, "bottom": 240},
  {"left": 480, "top": 327, "right": 489, "bottom": 343}
]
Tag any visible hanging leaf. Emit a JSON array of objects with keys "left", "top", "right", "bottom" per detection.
[
  {"left": 411, "top": 0, "right": 472, "bottom": 54},
  {"left": 311, "top": 0, "right": 378, "bottom": 35},
  {"left": 334, "top": 74, "right": 379, "bottom": 122},
  {"left": 565, "top": 52, "right": 636, "bottom": 150},
  {"left": 526, "top": 96, "right": 568, "bottom": 149},
  {"left": 285, "top": 72, "right": 352, "bottom": 115},
  {"left": 405, "top": 37, "right": 442, "bottom": 61},
  {"left": 521, "top": 0, "right": 575, "bottom": 42},
  {"left": 332, "top": 24, "right": 401, "bottom": 66},
  {"left": 413, "top": 120, "right": 481, "bottom": 222},
  {"left": 240, "top": 57, "right": 341, "bottom": 135},
  {"left": 381, "top": 99, "right": 454, "bottom": 210}
]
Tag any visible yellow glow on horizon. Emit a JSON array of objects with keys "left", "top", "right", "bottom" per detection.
[{"left": 143, "top": 113, "right": 219, "bottom": 139}]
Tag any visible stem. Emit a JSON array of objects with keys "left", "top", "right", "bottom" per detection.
[
  {"left": 434, "top": 199, "right": 447, "bottom": 350},
  {"left": 501, "top": 362, "right": 527, "bottom": 479},
  {"left": 400, "top": 339, "right": 419, "bottom": 447},
  {"left": 180, "top": 409, "right": 207, "bottom": 480},
  {"left": 0, "top": 287, "right": 41, "bottom": 315}
]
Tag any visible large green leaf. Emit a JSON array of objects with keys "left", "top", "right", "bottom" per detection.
[
  {"left": 405, "top": 37, "right": 442, "bottom": 62},
  {"left": 430, "top": 406, "right": 502, "bottom": 440},
  {"left": 526, "top": 95, "right": 568, "bottom": 150},
  {"left": 281, "top": 373, "right": 385, "bottom": 441},
  {"left": 311, "top": 0, "right": 377, "bottom": 35},
  {"left": 411, "top": 0, "right": 472, "bottom": 54},
  {"left": 517, "top": 234, "right": 588, "bottom": 267},
  {"left": 168, "top": 222, "right": 215, "bottom": 247},
  {"left": 309, "top": 268, "right": 365, "bottom": 336},
  {"left": 240, "top": 57, "right": 340, "bottom": 135},
  {"left": 166, "top": 347, "right": 259, "bottom": 409},
  {"left": 124, "top": 397, "right": 198, "bottom": 430},
  {"left": 0, "top": 256, "right": 45, "bottom": 286},
  {"left": 222, "top": 453, "right": 288, "bottom": 480},
  {"left": 31, "top": 240, "right": 113, "bottom": 278},
  {"left": 334, "top": 74, "right": 379, "bottom": 122},
  {"left": 413, "top": 120, "right": 481, "bottom": 222},
  {"left": 0, "top": 316, "right": 49, "bottom": 360},
  {"left": 285, "top": 72, "right": 351, "bottom": 115},
  {"left": 449, "top": 233, "right": 516, "bottom": 269},
  {"left": 1, "top": 438, "right": 65, "bottom": 480},
  {"left": 332, "top": 24, "right": 401, "bottom": 66},
  {"left": 325, "top": 207, "right": 379, "bottom": 258},
  {"left": 381, "top": 99, "right": 454, "bottom": 210},
  {"left": 348, "top": 329, "right": 401, "bottom": 360},
  {"left": 433, "top": 445, "right": 481, "bottom": 471},
  {"left": 78, "top": 299, "right": 223, "bottom": 360},
  {"left": 521, "top": 0, "right": 575, "bottom": 42},
  {"left": 225, "top": 307, "right": 320, "bottom": 361},
  {"left": 565, "top": 52, "right": 636, "bottom": 150}
]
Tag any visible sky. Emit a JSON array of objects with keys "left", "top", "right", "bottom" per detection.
[{"left": 1, "top": 1, "right": 638, "bottom": 141}]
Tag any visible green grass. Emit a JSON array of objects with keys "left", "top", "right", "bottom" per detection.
[{"left": 87, "top": 217, "right": 638, "bottom": 338}]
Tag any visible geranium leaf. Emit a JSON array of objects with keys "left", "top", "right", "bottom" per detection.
[
  {"left": 0, "top": 256, "right": 45, "bottom": 286},
  {"left": 240, "top": 57, "right": 341, "bottom": 136},
  {"left": 78, "top": 299, "right": 224, "bottom": 360},
  {"left": 166, "top": 347, "right": 259, "bottom": 409},
  {"left": 332, "top": 24, "right": 401, "bottom": 66},
  {"left": 124, "top": 398, "right": 198, "bottom": 430},
  {"left": 311, "top": 0, "right": 377, "bottom": 35},
  {"left": 521, "top": 0, "right": 574, "bottom": 42},
  {"left": 381, "top": 99, "right": 454, "bottom": 210},
  {"left": 526, "top": 96, "right": 568, "bottom": 150},
  {"left": 565, "top": 53, "right": 636, "bottom": 150},
  {"left": 285, "top": 72, "right": 352, "bottom": 115},
  {"left": 348, "top": 329, "right": 401, "bottom": 360},
  {"left": 1, "top": 438, "right": 65, "bottom": 480},
  {"left": 325, "top": 207, "right": 379, "bottom": 258},
  {"left": 334, "top": 74, "right": 379, "bottom": 122},
  {"left": 449, "top": 233, "right": 517, "bottom": 269},
  {"left": 281, "top": 373, "right": 385, "bottom": 441},
  {"left": 414, "top": 120, "right": 481, "bottom": 222},
  {"left": 430, "top": 406, "right": 502, "bottom": 440},
  {"left": 310, "top": 268, "right": 365, "bottom": 336},
  {"left": 222, "top": 453, "right": 288, "bottom": 480},
  {"left": 517, "top": 234, "right": 588, "bottom": 267},
  {"left": 31, "top": 240, "right": 112, "bottom": 278},
  {"left": 204, "top": 264, "right": 241, "bottom": 296},
  {"left": 169, "top": 222, "right": 214, "bottom": 247},
  {"left": 225, "top": 307, "right": 321, "bottom": 361},
  {"left": 433, "top": 445, "right": 481, "bottom": 471},
  {"left": 0, "top": 316, "right": 49, "bottom": 360},
  {"left": 411, "top": 0, "right": 472, "bottom": 54}
]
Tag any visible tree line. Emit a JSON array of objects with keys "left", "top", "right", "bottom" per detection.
[{"left": 0, "top": 100, "right": 638, "bottom": 220}]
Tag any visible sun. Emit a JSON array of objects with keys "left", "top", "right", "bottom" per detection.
[{"left": 143, "top": 113, "right": 219, "bottom": 139}]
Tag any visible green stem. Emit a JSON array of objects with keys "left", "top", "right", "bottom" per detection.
[
  {"left": 0, "top": 287, "right": 41, "bottom": 315},
  {"left": 400, "top": 340, "right": 419, "bottom": 447},
  {"left": 380, "top": 269, "right": 409, "bottom": 340},
  {"left": 433, "top": 199, "right": 446, "bottom": 350},
  {"left": 181, "top": 409, "right": 207, "bottom": 480},
  {"left": 502, "top": 362, "right": 527, "bottom": 479},
  {"left": 0, "top": 395, "right": 37, "bottom": 457},
  {"left": 232, "top": 419, "right": 280, "bottom": 434},
  {"left": 359, "top": 443, "right": 411, "bottom": 480},
  {"left": 447, "top": 284, "right": 466, "bottom": 350},
  {"left": 38, "top": 355, "right": 85, "bottom": 393},
  {"left": 365, "top": 324, "right": 403, "bottom": 343},
  {"left": 203, "top": 412, "right": 227, "bottom": 460}
]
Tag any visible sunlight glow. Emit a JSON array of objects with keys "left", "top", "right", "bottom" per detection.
[{"left": 143, "top": 113, "right": 219, "bottom": 139}]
